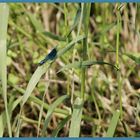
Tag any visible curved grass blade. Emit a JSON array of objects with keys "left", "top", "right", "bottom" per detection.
[
  {"left": 21, "top": 65, "right": 50, "bottom": 107},
  {"left": 123, "top": 52, "right": 140, "bottom": 64},
  {"left": 69, "top": 97, "right": 83, "bottom": 137},
  {"left": 43, "top": 8, "right": 82, "bottom": 41},
  {"left": 94, "top": 22, "right": 116, "bottom": 40},
  {"left": 26, "top": 12, "right": 66, "bottom": 41},
  {"left": 106, "top": 110, "right": 120, "bottom": 137},
  {"left": 58, "top": 60, "right": 119, "bottom": 73},
  {"left": 0, "top": 3, "right": 12, "bottom": 137},
  {"left": 41, "top": 95, "right": 69, "bottom": 136},
  {"left": 0, "top": 97, "right": 22, "bottom": 136},
  {"left": 51, "top": 115, "right": 71, "bottom": 137},
  {"left": 43, "top": 31, "right": 66, "bottom": 41}
]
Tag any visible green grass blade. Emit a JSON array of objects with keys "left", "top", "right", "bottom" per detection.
[
  {"left": 21, "top": 65, "right": 50, "bottom": 107},
  {"left": 10, "top": 97, "right": 22, "bottom": 114},
  {"left": 58, "top": 60, "right": 119, "bottom": 73},
  {"left": 0, "top": 97, "right": 22, "bottom": 136},
  {"left": 106, "top": 110, "right": 120, "bottom": 137},
  {"left": 27, "top": 12, "right": 66, "bottom": 41},
  {"left": 37, "top": 83, "right": 49, "bottom": 137},
  {"left": 9, "top": 20, "right": 32, "bottom": 39},
  {"left": 69, "top": 97, "right": 83, "bottom": 137},
  {"left": 9, "top": 82, "right": 70, "bottom": 116},
  {"left": 57, "top": 35, "right": 85, "bottom": 57},
  {"left": 41, "top": 95, "right": 69, "bottom": 136},
  {"left": 66, "top": 7, "right": 81, "bottom": 37},
  {"left": 0, "top": 3, "right": 12, "bottom": 137},
  {"left": 51, "top": 115, "right": 71, "bottom": 137},
  {"left": 0, "top": 112, "right": 5, "bottom": 137},
  {"left": 37, "top": 101, "right": 44, "bottom": 137},
  {"left": 81, "top": 3, "right": 91, "bottom": 100},
  {"left": 43, "top": 31, "right": 66, "bottom": 41},
  {"left": 27, "top": 12, "right": 44, "bottom": 33},
  {"left": 123, "top": 52, "right": 140, "bottom": 64}
]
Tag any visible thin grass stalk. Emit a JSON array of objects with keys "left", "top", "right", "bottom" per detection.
[
  {"left": 116, "top": 10, "right": 120, "bottom": 68},
  {"left": 116, "top": 7, "right": 123, "bottom": 120},
  {"left": 64, "top": 3, "right": 68, "bottom": 37},
  {"left": 91, "top": 77, "right": 101, "bottom": 121},
  {"left": 71, "top": 6, "right": 84, "bottom": 104},
  {"left": 64, "top": 4, "right": 71, "bottom": 97},
  {"left": 0, "top": 3, "right": 12, "bottom": 137},
  {"left": 37, "top": 77, "right": 50, "bottom": 137},
  {"left": 81, "top": 3, "right": 91, "bottom": 100}
]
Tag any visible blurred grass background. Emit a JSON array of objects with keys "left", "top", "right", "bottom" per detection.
[{"left": 0, "top": 3, "right": 140, "bottom": 137}]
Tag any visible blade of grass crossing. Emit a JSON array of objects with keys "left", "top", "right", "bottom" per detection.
[
  {"left": 123, "top": 52, "right": 140, "bottom": 64},
  {"left": 106, "top": 110, "right": 120, "bottom": 137},
  {"left": 0, "top": 3, "right": 12, "bottom": 137},
  {"left": 21, "top": 65, "right": 50, "bottom": 107},
  {"left": 69, "top": 97, "right": 83, "bottom": 137},
  {"left": 57, "top": 35, "right": 85, "bottom": 57},
  {"left": 58, "top": 60, "right": 118, "bottom": 73},
  {"left": 9, "top": 81, "right": 70, "bottom": 116},
  {"left": 41, "top": 95, "right": 69, "bottom": 136}
]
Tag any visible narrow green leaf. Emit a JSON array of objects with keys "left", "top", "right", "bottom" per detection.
[
  {"left": 43, "top": 31, "right": 66, "bottom": 41},
  {"left": 69, "top": 97, "right": 83, "bottom": 137},
  {"left": 66, "top": 7, "right": 81, "bottom": 37},
  {"left": 124, "top": 53, "right": 140, "bottom": 64},
  {"left": 9, "top": 82, "right": 69, "bottom": 116},
  {"left": 27, "top": 12, "right": 44, "bottom": 33},
  {"left": 58, "top": 60, "right": 119, "bottom": 73},
  {"left": 0, "top": 113, "right": 5, "bottom": 137},
  {"left": 43, "top": 8, "right": 81, "bottom": 41},
  {"left": 51, "top": 115, "right": 71, "bottom": 137},
  {"left": 41, "top": 95, "right": 69, "bottom": 136},
  {"left": 83, "top": 3, "right": 91, "bottom": 35},
  {"left": 0, "top": 3, "right": 12, "bottom": 137},
  {"left": 106, "top": 110, "right": 120, "bottom": 137},
  {"left": 57, "top": 35, "right": 85, "bottom": 57},
  {"left": 21, "top": 65, "right": 50, "bottom": 107},
  {"left": 27, "top": 12, "right": 66, "bottom": 42},
  {"left": 101, "top": 23, "right": 116, "bottom": 35},
  {"left": 0, "top": 97, "right": 22, "bottom": 136}
]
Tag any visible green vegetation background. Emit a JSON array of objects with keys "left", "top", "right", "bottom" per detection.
[{"left": 0, "top": 3, "right": 140, "bottom": 137}]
